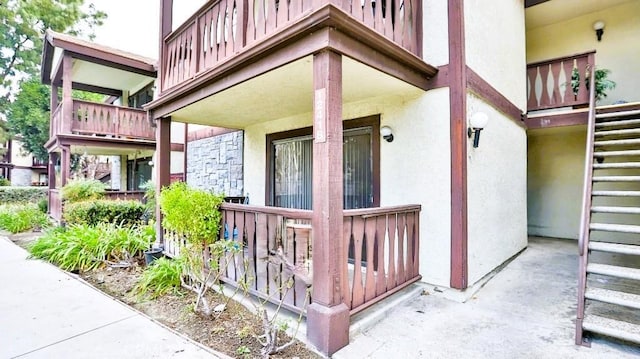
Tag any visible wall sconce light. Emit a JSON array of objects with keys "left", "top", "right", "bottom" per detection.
[
  {"left": 380, "top": 126, "right": 394, "bottom": 142},
  {"left": 468, "top": 112, "right": 489, "bottom": 148},
  {"left": 593, "top": 20, "right": 605, "bottom": 41},
  {"left": 148, "top": 160, "right": 154, "bottom": 167}
]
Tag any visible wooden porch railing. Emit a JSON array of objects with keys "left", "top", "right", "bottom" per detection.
[
  {"left": 526, "top": 51, "right": 595, "bottom": 112},
  {"left": 71, "top": 100, "right": 154, "bottom": 140},
  {"left": 103, "top": 190, "right": 145, "bottom": 201},
  {"left": 343, "top": 204, "right": 421, "bottom": 314},
  {"left": 161, "top": 0, "right": 422, "bottom": 91},
  {"left": 163, "top": 202, "right": 422, "bottom": 316},
  {"left": 49, "top": 189, "right": 62, "bottom": 222}
]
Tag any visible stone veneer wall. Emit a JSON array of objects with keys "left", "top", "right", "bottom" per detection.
[
  {"left": 11, "top": 168, "right": 32, "bottom": 186},
  {"left": 186, "top": 130, "right": 244, "bottom": 197}
]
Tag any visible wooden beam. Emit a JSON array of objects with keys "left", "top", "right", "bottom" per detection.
[
  {"left": 449, "top": 0, "right": 468, "bottom": 290},
  {"left": 525, "top": 0, "right": 551, "bottom": 8},
  {"left": 62, "top": 54, "right": 73, "bottom": 134},
  {"left": 526, "top": 110, "right": 588, "bottom": 129},
  {"left": 466, "top": 67, "right": 525, "bottom": 128},
  {"left": 306, "top": 50, "right": 349, "bottom": 356},
  {"left": 156, "top": 117, "right": 171, "bottom": 248}
]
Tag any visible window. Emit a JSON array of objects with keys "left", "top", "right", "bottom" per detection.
[
  {"left": 128, "top": 83, "right": 154, "bottom": 109},
  {"left": 126, "top": 157, "right": 152, "bottom": 190},
  {"left": 267, "top": 116, "right": 380, "bottom": 210}
]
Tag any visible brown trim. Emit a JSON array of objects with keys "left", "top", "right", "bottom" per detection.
[
  {"left": 525, "top": 0, "right": 550, "bottom": 7},
  {"left": 426, "top": 64, "right": 450, "bottom": 90},
  {"left": 264, "top": 115, "right": 381, "bottom": 208},
  {"left": 449, "top": 0, "right": 468, "bottom": 290},
  {"left": 187, "top": 127, "right": 238, "bottom": 142},
  {"left": 147, "top": 6, "right": 438, "bottom": 117},
  {"left": 527, "top": 50, "right": 596, "bottom": 68},
  {"left": 526, "top": 110, "right": 588, "bottom": 129},
  {"left": 466, "top": 67, "right": 525, "bottom": 128},
  {"left": 67, "top": 51, "right": 156, "bottom": 78},
  {"left": 156, "top": 117, "right": 171, "bottom": 248},
  {"left": 68, "top": 82, "right": 123, "bottom": 97},
  {"left": 46, "top": 134, "right": 156, "bottom": 153},
  {"left": 170, "top": 143, "right": 184, "bottom": 152},
  {"left": 183, "top": 123, "right": 188, "bottom": 182}
]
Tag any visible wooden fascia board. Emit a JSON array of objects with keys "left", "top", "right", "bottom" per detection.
[
  {"left": 54, "top": 134, "right": 156, "bottom": 151},
  {"left": 526, "top": 110, "right": 588, "bottom": 129},
  {"left": 466, "top": 67, "right": 526, "bottom": 128}
]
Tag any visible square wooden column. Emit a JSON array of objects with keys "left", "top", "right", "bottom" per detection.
[
  {"left": 50, "top": 85, "right": 58, "bottom": 137},
  {"left": 61, "top": 54, "right": 73, "bottom": 133},
  {"left": 48, "top": 152, "right": 58, "bottom": 215},
  {"left": 60, "top": 146, "right": 71, "bottom": 186},
  {"left": 155, "top": 117, "right": 171, "bottom": 247},
  {"left": 306, "top": 50, "right": 349, "bottom": 355}
]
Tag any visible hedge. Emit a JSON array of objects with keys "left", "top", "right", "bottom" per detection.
[
  {"left": 0, "top": 187, "right": 48, "bottom": 204},
  {"left": 63, "top": 200, "right": 145, "bottom": 227}
]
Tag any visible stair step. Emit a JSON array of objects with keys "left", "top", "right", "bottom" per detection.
[
  {"left": 586, "top": 287, "right": 640, "bottom": 309},
  {"left": 593, "top": 150, "right": 640, "bottom": 157},
  {"left": 594, "top": 138, "right": 640, "bottom": 147},
  {"left": 593, "top": 162, "right": 640, "bottom": 169},
  {"left": 590, "top": 223, "right": 640, "bottom": 234},
  {"left": 592, "top": 176, "right": 640, "bottom": 182},
  {"left": 595, "top": 128, "right": 640, "bottom": 137},
  {"left": 591, "top": 206, "right": 640, "bottom": 214},
  {"left": 589, "top": 241, "right": 640, "bottom": 256},
  {"left": 596, "top": 109, "right": 640, "bottom": 120},
  {"left": 582, "top": 314, "right": 640, "bottom": 344},
  {"left": 587, "top": 263, "right": 640, "bottom": 281},
  {"left": 596, "top": 118, "right": 640, "bottom": 128},
  {"left": 592, "top": 191, "right": 640, "bottom": 197}
]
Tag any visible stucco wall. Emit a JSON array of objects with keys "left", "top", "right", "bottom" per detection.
[
  {"left": 466, "top": 94, "right": 528, "bottom": 284},
  {"left": 110, "top": 155, "right": 121, "bottom": 190},
  {"left": 422, "top": 0, "right": 449, "bottom": 67},
  {"left": 11, "top": 168, "right": 32, "bottom": 186},
  {"left": 244, "top": 88, "right": 452, "bottom": 286},
  {"left": 465, "top": 0, "right": 527, "bottom": 110},
  {"left": 11, "top": 140, "right": 33, "bottom": 167},
  {"left": 526, "top": 1, "right": 640, "bottom": 105}
]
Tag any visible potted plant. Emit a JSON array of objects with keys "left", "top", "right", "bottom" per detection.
[{"left": 571, "top": 67, "right": 617, "bottom": 102}]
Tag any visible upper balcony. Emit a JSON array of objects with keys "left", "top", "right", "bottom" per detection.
[{"left": 40, "top": 30, "right": 158, "bottom": 153}]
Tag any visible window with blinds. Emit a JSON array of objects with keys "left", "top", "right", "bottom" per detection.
[{"left": 271, "top": 127, "right": 373, "bottom": 210}]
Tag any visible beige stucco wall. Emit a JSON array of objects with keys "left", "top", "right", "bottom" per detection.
[
  {"left": 422, "top": 0, "right": 449, "bottom": 67},
  {"left": 526, "top": 1, "right": 640, "bottom": 105},
  {"left": 11, "top": 140, "right": 33, "bottom": 167},
  {"left": 465, "top": 0, "right": 527, "bottom": 110},
  {"left": 244, "top": 88, "right": 453, "bottom": 286},
  {"left": 527, "top": 126, "right": 585, "bottom": 239},
  {"left": 466, "top": 94, "right": 528, "bottom": 285},
  {"left": 170, "top": 151, "right": 184, "bottom": 174}
]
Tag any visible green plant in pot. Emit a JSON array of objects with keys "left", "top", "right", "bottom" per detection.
[{"left": 571, "top": 67, "right": 616, "bottom": 102}]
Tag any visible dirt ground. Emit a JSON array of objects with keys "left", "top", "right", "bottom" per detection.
[{"left": 9, "top": 232, "right": 321, "bottom": 359}]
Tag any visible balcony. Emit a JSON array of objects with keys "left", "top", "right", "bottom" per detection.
[
  {"left": 159, "top": 0, "right": 424, "bottom": 94},
  {"left": 50, "top": 100, "right": 155, "bottom": 141},
  {"left": 32, "top": 157, "right": 48, "bottom": 168}
]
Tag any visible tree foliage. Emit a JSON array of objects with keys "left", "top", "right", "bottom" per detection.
[{"left": 0, "top": 0, "right": 107, "bottom": 112}]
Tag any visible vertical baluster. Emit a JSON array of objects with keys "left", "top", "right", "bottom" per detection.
[
  {"left": 246, "top": 0, "right": 256, "bottom": 45},
  {"left": 396, "top": 212, "right": 406, "bottom": 284},
  {"left": 245, "top": 212, "right": 257, "bottom": 290},
  {"left": 255, "top": 213, "right": 268, "bottom": 293},
  {"left": 562, "top": 60, "right": 575, "bottom": 105},
  {"left": 114, "top": 107, "right": 120, "bottom": 137},
  {"left": 283, "top": 225, "right": 295, "bottom": 306},
  {"left": 413, "top": 210, "right": 420, "bottom": 277},
  {"left": 375, "top": 214, "right": 387, "bottom": 295},
  {"left": 549, "top": 61, "right": 563, "bottom": 106},
  {"left": 402, "top": 0, "right": 412, "bottom": 51},
  {"left": 255, "top": 0, "right": 266, "bottom": 40},
  {"left": 290, "top": 0, "right": 301, "bottom": 21},
  {"left": 539, "top": 64, "right": 551, "bottom": 108},
  {"left": 276, "top": 0, "right": 288, "bottom": 27},
  {"left": 352, "top": 0, "right": 364, "bottom": 21},
  {"left": 343, "top": 215, "right": 354, "bottom": 309},
  {"left": 351, "top": 215, "right": 365, "bottom": 308},
  {"left": 405, "top": 211, "right": 415, "bottom": 278},
  {"left": 266, "top": 0, "right": 277, "bottom": 33},
  {"left": 526, "top": 66, "right": 538, "bottom": 110},
  {"left": 373, "top": 0, "right": 384, "bottom": 34},
  {"left": 218, "top": 209, "right": 229, "bottom": 276},
  {"left": 364, "top": 216, "right": 376, "bottom": 302},
  {"left": 575, "top": 56, "right": 589, "bottom": 104},
  {"left": 392, "top": 0, "right": 402, "bottom": 42},
  {"left": 363, "top": 0, "right": 374, "bottom": 28},
  {"left": 295, "top": 225, "right": 311, "bottom": 307},
  {"left": 387, "top": 213, "right": 397, "bottom": 288},
  {"left": 235, "top": 210, "right": 245, "bottom": 280},
  {"left": 227, "top": 210, "right": 238, "bottom": 279},
  {"left": 266, "top": 214, "right": 279, "bottom": 298}
]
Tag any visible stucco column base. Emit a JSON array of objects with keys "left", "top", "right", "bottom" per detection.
[{"left": 306, "top": 302, "right": 350, "bottom": 355}]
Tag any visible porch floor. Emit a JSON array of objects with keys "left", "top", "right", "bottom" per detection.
[{"left": 334, "top": 237, "right": 640, "bottom": 358}]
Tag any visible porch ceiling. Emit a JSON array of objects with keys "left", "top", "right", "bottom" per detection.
[
  {"left": 68, "top": 56, "right": 155, "bottom": 95},
  {"left": 525, "top": 0, "right": 634, "bottom": 30},
  {"left": 168, "top": 56, "right": 421, "bottom": 128}
]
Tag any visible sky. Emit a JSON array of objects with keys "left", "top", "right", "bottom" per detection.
[{"left": 89, "top": 0, "right": 207, "bottom": 59}]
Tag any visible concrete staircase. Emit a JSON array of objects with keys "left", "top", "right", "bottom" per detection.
[{"left": 577, "top": 108, "right": 640, "bottom": 346}]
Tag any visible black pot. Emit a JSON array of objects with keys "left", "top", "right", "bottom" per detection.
[{"left": 144, "top": 248, "right": 164, "bottom": 265}]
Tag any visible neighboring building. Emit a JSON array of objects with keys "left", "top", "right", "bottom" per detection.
[{"left": 0, "top": 138, "right": 48, "bottom": 187}]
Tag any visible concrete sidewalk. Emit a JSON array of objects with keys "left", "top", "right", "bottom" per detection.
[
  {"left": 334, "top": 237, "right": 640, "bottom": 359},
  {"left": 0, "top": 236, "right": 226, "bottom": 359}
]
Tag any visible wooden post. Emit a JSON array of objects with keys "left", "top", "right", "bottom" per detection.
[
  {"left": 183, "top": 123, "right": 188, "bottom": 181},
  {"left": 158, "top": 0, "right": 173, "bottom": 94},
  {"left": 50, "top": 85, "right": 58, "bottom": 137},
  {"left": 48, "top": 152, "right": 57, "bottom": 215},
  {"left": 60, "top": 146, "right": 71, "bottom": 186},
  {"left": 156, "top": 117, "right": 171, "bottom": 247},
  {"left": 61, "top": 54, "right": 73, "bottom": 134},
  {"left": 306, "top": 50, "right": 349, "bottom": 355}
]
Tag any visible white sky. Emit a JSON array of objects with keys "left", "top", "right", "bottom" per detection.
[{"left": 90, "top": 0, "right": 207, "bottom": 59}]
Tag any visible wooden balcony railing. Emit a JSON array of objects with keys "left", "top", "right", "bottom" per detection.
[
  {"left": 103, "top": 190, "right": 146, "bottom": 201},
  {"left": 49, "top": 189, "right": 62, "bottom": 222},
  {"left": 161, "top": 0, "right": 422, "bottom": 91},
  {"left": 526, "top": 51, "right": 595, "bottom": 112},
  {"left": 32, "top": 157, "right": 47, "bottom": 167},
  {"left": 163, "top": 202, "right": 422, "bottom": 315},
  {"left": 51, "top": 100, "right": 154, "bottom": 141}
]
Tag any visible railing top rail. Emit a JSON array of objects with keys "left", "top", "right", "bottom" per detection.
[
  {"left": 72, "top": 99, "right": 147, "bottom": 113},
  {"left": 220, "top": 203, "right": 313, "bottom": 219},
  {"left": 163, "top": 0, "right": 221, "bottom": 43},
  {"left": 344, "top": 204, "right": 422, "bottom": 217},
  {"left": 527, "top": 50, "right": 596, "bottom": 68},
  {"left": 104, "top": 190, "right": 146, "bottom": 195}
]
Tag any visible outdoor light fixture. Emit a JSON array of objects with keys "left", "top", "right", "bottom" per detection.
[
  {"left": 468, "top": 112, "right": 489, "bottom": 148},
  {"left": 148, "top": 160, "right": 154, "bottom": 167},
  {"left": 380, "top": 126, "right": 394, "bottom": 142},
  {"left": 593, "top": 20, "right": 605, "bottom": 41}
]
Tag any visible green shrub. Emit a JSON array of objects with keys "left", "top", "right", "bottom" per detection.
[
  {"left": 64, "top": 200, "right": 145, "bottom": 227},
  {"left": 37, "top": 198, "right": 48, "bottom": 213},
  {"left": 0, "top": 178, "right": 10, "bottom": 186},
  {"left": 134, "top": 257, "right": 184, "bottom": 299},
  {"left": 0, "top": 204, "right": 50, "bottom": 233},
  {"left": 0, "top": 187, "right": 47, "bottom": 204},
  {"left": 61, "top": 179, "right": 106, "bottom": 203},
  {"left": 28, "top": 223, "right": 153, "bottom": 272}
]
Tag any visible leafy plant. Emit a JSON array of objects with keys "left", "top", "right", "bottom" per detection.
[
  {"left": 28, "top": 223, "right": 153, "bottom": 272},
  {"left": 61, "top": 179, "right": 106, "bottom": 203},
  {"left": 0, "top": 177, "right": 10, "bottom": 186},
  {"left": 0, "top": 186, "right": 47, "bottom": 204},
  {"left": 0, "top": 203, "right": 49, "bottom": 233},
  {"left": 140, "top": 180, "right": 156, "bottom": 222},
  {"left": 571, "top": 67, "right": 616, "bottom": 102},
  {"left": 134, "top": 257, "right": 184, "bottom": 299},
  {"left": 63, "top": 199, "right": 145, "bottom": 227},
  {"left": 37, "top": 198, "right": 48, "bottom": 213}
]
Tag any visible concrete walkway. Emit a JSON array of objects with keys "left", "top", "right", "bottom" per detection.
[
  {"left": 334, "top": 237, "right": 640, "bottom": 359},
  {"left": 0, "top": 236, "right": 226, "bottom": 359}
]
